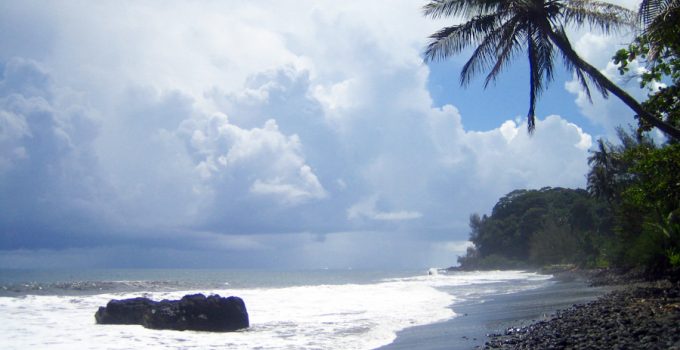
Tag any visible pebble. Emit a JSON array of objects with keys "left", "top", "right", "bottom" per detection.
[{"left": 482, "top": 281, "right": 680, "bottom": 350}]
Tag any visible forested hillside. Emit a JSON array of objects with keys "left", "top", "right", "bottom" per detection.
[
  {"left": 457, "top": 187, "right": 611, "bottom": 269},
  {"left": 458, "top": 130, "right": 679, "bottom": 276}
]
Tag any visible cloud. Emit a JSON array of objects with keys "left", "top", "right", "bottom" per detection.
[
  {"left": 178, "top": 113, "right": 327, "bottom": 206},
  {"left": 560, "top": 3, "right": 649, "bottom": 138},
  {"left": 439, "top": 241, "right": 474, "bottom": 254},
  {"left": 348, "top": 196, "right": 423, "bottom": 222},
  {"left": 0, "top": 58, "right": 113, "bottom": 248},
  {"left": 564, "top": 53, "right": 644, "bottom": 137},
  {"left": 0, "top": 1, "right": 598, "bottom": 268}
]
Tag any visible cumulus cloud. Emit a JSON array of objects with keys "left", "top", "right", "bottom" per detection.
[
  {"left": 178, "top": 113, "right": 326, "bottom": 205},
  {"left": 560, "top": 0, "right": 652, "bottom": 138},
  {"left": 564, "top": 63, "right": 640, "bottom": 137},
  {"left": 0, "top": 58, "right": 113, "bottom": 249},
  {"left": 0, "top": 1, "right": 598, "bottom": 268}
]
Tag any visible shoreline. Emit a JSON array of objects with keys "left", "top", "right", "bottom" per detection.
[
  {"left": 483, "top": 279, "right": 680, "bottom": 349},
  {"left": 379, "top": 270, "right": 679, "bottom": 350},
  {"left": 378, "top": 273, "right": 611, "bottom": 350}
]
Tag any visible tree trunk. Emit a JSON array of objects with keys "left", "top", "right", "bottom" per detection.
[{"left": 545, "top": 28, "right": 680, "bottom": 140}]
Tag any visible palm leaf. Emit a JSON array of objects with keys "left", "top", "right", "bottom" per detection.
[
  {"left": 424, "top": 13, "right": 501, "bottom": 62},
  {"left": 562, "top": 0, "right": 635, "bottom": 32},
  {"left": 423, "top": 0, "right": 504, "bottom": 19},
  {"left": 551, "top": 27, "right": 609, "bottom": 101},
  {"left": 483, "top": 17, "right": 525, "bottom": 88},
  {"left": 638, "top": 0, "right": 677, "bottom": 27},
  {"left": 526, "top": 25, "right": 556, "bottom": 133},
  {"left": 459, "top": 17, "right": 517, "bottom": 86},
  {"left": 423, "top": 0, "right": 680, "bottom": 139}
]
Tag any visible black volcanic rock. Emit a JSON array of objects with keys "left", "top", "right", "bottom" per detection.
[
  {"left": 95, "top": 297, "right": 156, "bottom": 324},
  {"left": 95, "top": 294, "right": 249, "bottom": 332},
  {"left": 483, "top": 281, "right": 680, "bottom": 349}
]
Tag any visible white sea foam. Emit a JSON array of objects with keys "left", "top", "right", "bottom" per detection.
[{"left": 0, "top": 270, "right": 550, "bottom": 350}]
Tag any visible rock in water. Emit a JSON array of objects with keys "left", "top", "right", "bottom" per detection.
[
  {"left": 143, "top": 294, "right": 250, "bottom": 332},
  {"left": 95, "top": 294, "right": 249, "bottom": 332},
  {"left": 95, "top": 297, "right": 156, "bottom": 325}
]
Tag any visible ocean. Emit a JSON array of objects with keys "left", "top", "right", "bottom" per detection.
[{"left": 0, "top": 269, "right": 554, "bottom": 349}]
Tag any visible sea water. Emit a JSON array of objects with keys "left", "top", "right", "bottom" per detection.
[{"left": 0, "top": 269, "right": 552, "bottom": 349}]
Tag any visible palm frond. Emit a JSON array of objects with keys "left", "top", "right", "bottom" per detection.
[
  {"left": 525, "top": 26, "right": 556, "bottom": 133},
  {"left": 458, "top": 18, "right": 515, "bottom": 86},
  {"left": 527, "top": 26, "right": 541, "bottom": 133},
  {"left": 423, "top": 0, "right": 680, "bottom": 139},
  {"left": 552, "top": 27, "right": 608, "bottom": 100},
  {"left": 534, "top": 30, "right": 555, "bottom": 86},
  {"left": 638, "top": 0, "right": 677, "bottom": 27},
  {"left": 483, "top": 18, "right": 525, "bottom": 87},
  {"left": 562, "top": 0, "right": 635, "bottom": 33},
  {"left": 423, "top": 0, "right": 504, "bottom": 19},
  {"left": 459, "top": 32, "right": 502, "bottom": 86},
  {"left": 640, "top": 0, "right": 679, "bottom": 60},
  {"left": 424, "top": 13, "right": 501, "bottom": 62}
]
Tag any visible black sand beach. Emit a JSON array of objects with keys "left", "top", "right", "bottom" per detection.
[
  {"left": 379, "top": 272, "right": 680, "bottom": 350},
  {"left": 379, "top": 276, "right": 610, "bottom": 350},
  {"left": 483, "top": 280, "right": 680, "bottom": 349}
]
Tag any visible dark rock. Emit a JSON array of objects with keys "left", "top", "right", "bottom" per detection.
[
  {"left": 483, "top": 281, "right": 680, "bottom": 349},
  {"left": 95, "top": 293, "right": 249, "bottom": 332},
  {"left": 95, "top": 297, "right": 157, "bottom": 324}
]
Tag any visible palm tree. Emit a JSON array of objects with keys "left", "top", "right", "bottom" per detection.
[
  {"left": 639, "top": 0, "right": 679, "bottom": 31},
  {"left": 586, "top": 127, "right": 655, "bottom": 202},
  {"left": 423, "top": 0, "right": 680, "bottom": 140},
  {"left": 638, "top": 0, "right": 679, "bottom": 59},
  {"left": 587, "top": 138, "right": 615, "bottom": 201}
]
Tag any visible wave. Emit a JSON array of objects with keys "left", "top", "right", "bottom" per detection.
[
  {"left": 0, "top": 270, "right": 552, "bottom": 350},
  {"left": 0, "top": 280, "right": 186, "bottom": 296}
]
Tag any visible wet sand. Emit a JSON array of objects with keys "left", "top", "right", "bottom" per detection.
[{"left": 378, "top": 276, "right": 611, "bottom": 350}]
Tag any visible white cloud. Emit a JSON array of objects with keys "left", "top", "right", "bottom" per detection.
[
  {"left": 251, "top": 165, "right": 327, "bottom": 205},
  {"left": 348, "top": 196, "right": 423, "bottom": 222},
  {"left": 439, "top": 241, "right": 474, "bottom": 254},
  {"left": 564, "top": 60, "right": 644, "bottom": 137},
  {"left": 561, "top": 3, "right": 649, "bottom": 138},
  {"left": 0, "top": 1, "right": 599, "bottom": 268},
  {"left": 178, "top": 113, "right": 326, "bottom": 206}
]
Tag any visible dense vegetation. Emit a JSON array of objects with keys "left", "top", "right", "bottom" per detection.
[
  {"left": 454, "top": 0, "right": 680, "bottom": 274},
  {"left": 457, "top": 187, "right": 610, "bottom": 269},
  {"left": 458, "top": 145, "right": 679, "bottom": 274},
  {"left": 458, "top": 98, "right": 680, "bottom": 274}
]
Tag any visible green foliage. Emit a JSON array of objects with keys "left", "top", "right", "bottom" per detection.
[
  {"left": 613, "top": 38, "right": 680, "bottom": 88},
  {"left": 612, "top": 20, "right": 680, "bottom": 134},
  {"left": 608, "top": 2, "right": 680, "bottom": 273},
  {"left": 458, "top": 139, "right": 680, "bottom": 274},
  {"left": 456, "top": 3, "right": 680, "bottom": 275},
  {"left": 458, "top": 187, "right": 609, "bottom": 269},
  {"left": 459, "top": 253, "right": 527, "bottom": 270},
  {"left": 668, "top": 249, "right": 680, "bottom": 268},
  {"left": 619, "top": 144, "right": 680, "bottom": 271},
  {"left": 529, "top": 219, "right": 580, "bottom": 265},
  {"left": 585, "top": 127, "right": 680, "bottom": 274},
  {"left": 459, "top": 131, "right": 679, "bottom": 273}
]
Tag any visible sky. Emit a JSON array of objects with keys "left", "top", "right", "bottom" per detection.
[{"left": 0, "top": 0, "right": 651, "bottom": 269}]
